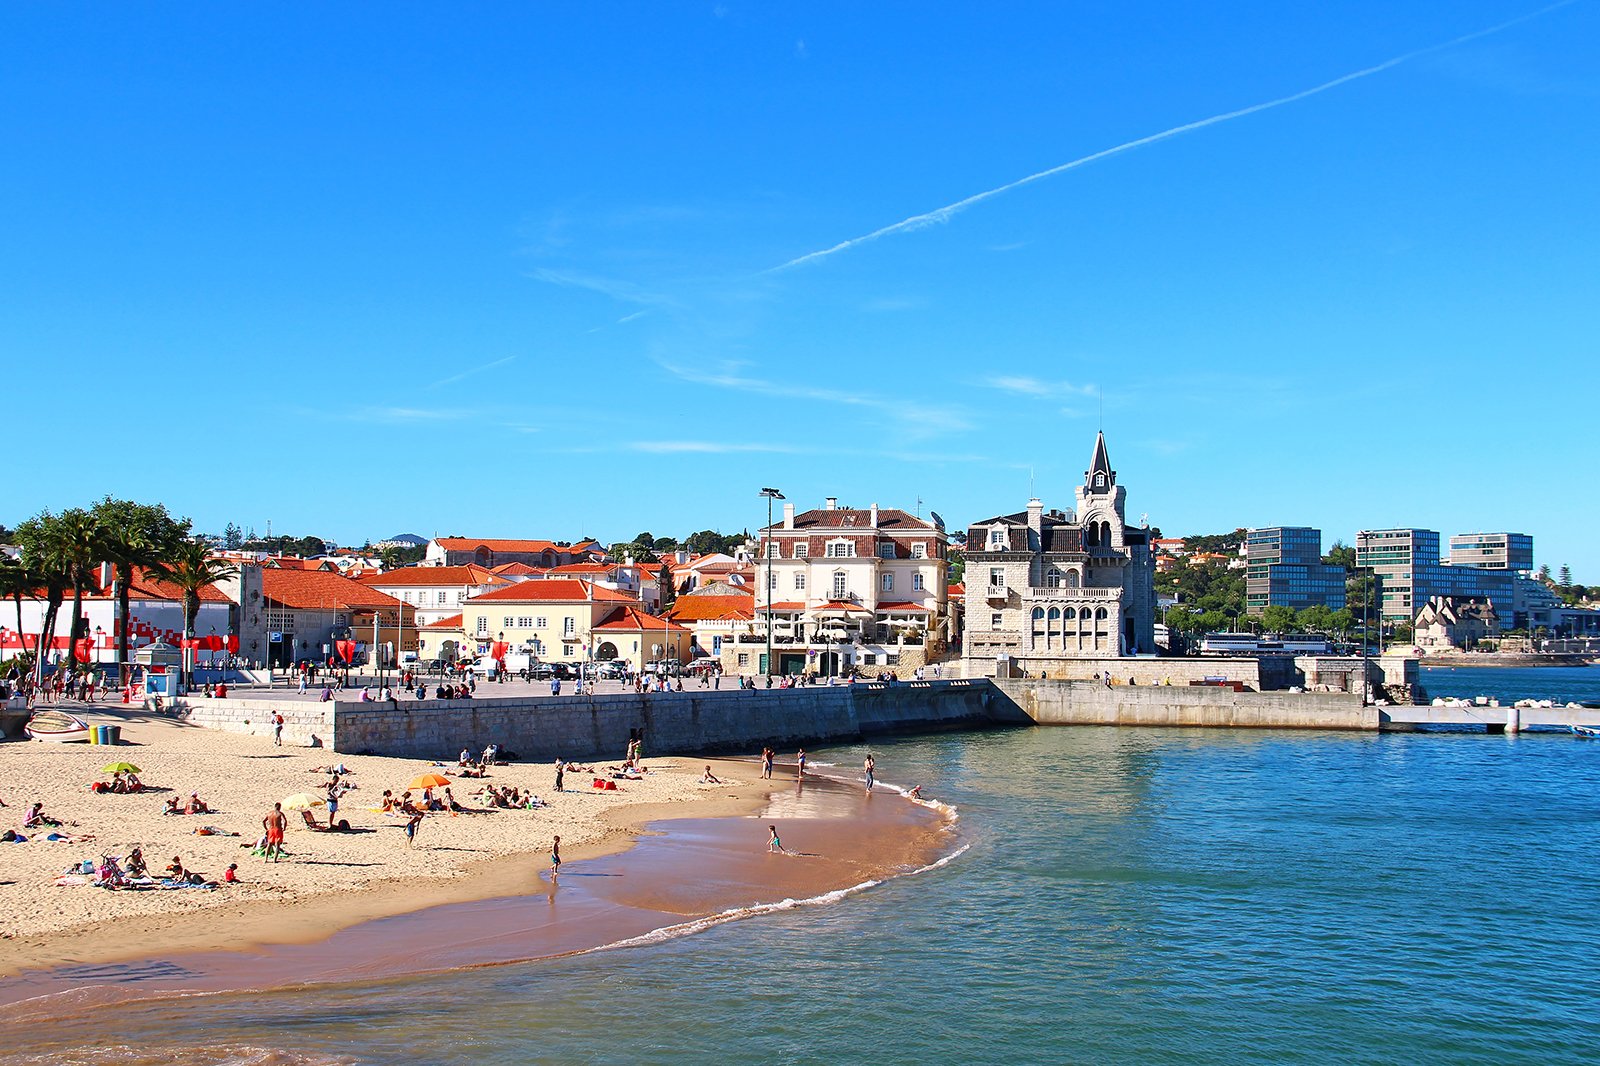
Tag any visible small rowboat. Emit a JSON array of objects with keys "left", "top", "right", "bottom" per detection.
[
  {"left": 25, "top": 709, "right": 90, "bottom": 742},
  {"left": 1571, "top": 724, "right": 1600, "bottom": 740}
]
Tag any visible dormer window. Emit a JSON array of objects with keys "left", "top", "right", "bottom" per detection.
[
  {"left": 826, "top": 540, "right": 853, "bottom": 558},
  {"left": 879, "top": 543, "right": 895, "bottom": 559},
  {"left": 988, "top": 528, "right": 1007, "bottom": 550},
  {"left": 765, "top": 543, "right": 778, "bottom": 559},
  {"left": 910, "top": 543, "right": 927, "bottom": 559},
  {"left": 794, "top": 543, "right": 808, "bottom": 558}
]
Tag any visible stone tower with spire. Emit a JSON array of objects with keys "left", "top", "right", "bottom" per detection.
[{"left": 961, "top": 432, "right": 1157, "bottom": 676}]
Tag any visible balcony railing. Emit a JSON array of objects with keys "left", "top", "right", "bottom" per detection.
[
  {"left": 985, "top": 583, "right": 1008, "bottom": 600},
  {"left": 1027, "top": 586, "right": 1121, "bottom": 599}
]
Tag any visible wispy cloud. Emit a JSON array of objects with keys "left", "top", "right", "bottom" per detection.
[
  {"left": 529, "top": 267, "right": 679, "bottom": 308},
  {"left": 984, "top": 376, "right": 1097, "bottom": 399},
  {"left": 659, "top": 359, "right": 972, "bottom": 435},
  {"left": 769, "top": 1, "right": 1576, "bottom": 271},
  {"left": 346, "top": 406, "right": 473, "bottom": 424},
  {"left": 427, "top": 356, "right": 516, "bottom": 390},
  {"left": 628, "top": 440, "right": 804, "bottom": 454}
]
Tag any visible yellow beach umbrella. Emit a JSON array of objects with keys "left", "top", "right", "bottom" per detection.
[
  {"left": 282, "top": 793, "right": 326, "bottom": 810},
  {"left": 102, "top": 762, "right": 142, "bottom": 774},
  {"left": 408, "top": 773, "right": 451, "bottom": 790}
]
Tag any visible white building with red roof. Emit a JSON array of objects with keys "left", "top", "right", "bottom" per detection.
[
  {"left": 748, "top": 497, "right": 950, "bottom": 677},
  {"left": 461, "top": 579, "right": 688, "bottom": 671},
  {"left": 425, "top": 537, "right": 605, "bottom": 569},
  {"left": 357, "top": 564, "right": 508, "bottom": 626},
  {"left": 0, "top": 567, "right": 233, "bottom": 665}
]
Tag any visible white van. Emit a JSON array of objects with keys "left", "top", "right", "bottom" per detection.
[{"left": 466, "top": 652, "right": 535, "bottom": 677}]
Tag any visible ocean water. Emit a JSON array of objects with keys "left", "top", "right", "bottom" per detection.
[
  {"left": 1419, "top": 664, "right": 1600, "bottom": 705},
  {"left": 7, "top": 725, "right": 1600, "bottom": 1065}
]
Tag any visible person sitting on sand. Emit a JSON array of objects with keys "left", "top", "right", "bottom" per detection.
[
  {"left": 124, "top": 771, "right": 143, "bottom": 793},
  {"left": 399, "top": 791, "right": 421, "bottom": 815},
  {"left": 700, "top": 765, "right": 722, "bottom": 785},
  {"left": 166, "top": 855, "right": 187, "bottom": 880},
  {"left": 380, "top": 789, "right": 397, "bottom": 813},
  {"left": 185, "top": 792, "right": 210, "bottom": 816},
  {"left": 163, "top": 796, "right": 183, "bottom": 816},
  {"left": 319, "top": 684, "right": 334, "bottom": 702},
  {"left": 24, "top": 802, "right": 61, "bottom": 828},
  {"left": 108, "top": 771, "right": 127, "bottom": 794},
  {"left": 224, "top": 862, "right": 239, "bottom": 883},
  {"left": 126, "top": 845, "right": 148, "bottom": 876}
]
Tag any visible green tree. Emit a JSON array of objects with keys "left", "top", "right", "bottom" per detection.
[
  {"left": 0, "top": 553, "right": 36, "bottom": 655},
  {"left": 157, "top": 540, "right": 237, "bottom": 687},
  {"left": 15, "top": 511, "right": 73, "bottom": 680},
  {"left": 222, "top": 522, "right": 243, "bottom": 549},
  {"left": 948, "top": 547, "right": 965, "bottom": 586},
  {"left": 94, "top": 497, "right": 190, "bottom": 674},
  {"left": 53, "top": 507, "right": 109, "bottom": 670},
  {"left": 1538, "top": 563, "right": 1553, "bottom": 584},
  {"left": 1559, "top": 565, "right": 1573, "bottom": 590}
]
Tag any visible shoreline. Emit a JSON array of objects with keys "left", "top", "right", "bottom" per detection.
[
  {"left": 0, "top": 764, "right": 768, "bottom": 979},
  {"left": 0, "top": 769, "right": 956, "bottom": 1017}
]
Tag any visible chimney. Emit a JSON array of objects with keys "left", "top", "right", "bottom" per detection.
[
  {"left": 783, "top": 502, "right": 795, "bottom": 529},
  {"left": 825, "top": 497, "right": 837, "bottom": 511},
  {"left": 870, "top": 503, "right": 879, "bottom": 526},
  {"left": 1027, "top": 497, "right": 1044, "bottom": 533}
]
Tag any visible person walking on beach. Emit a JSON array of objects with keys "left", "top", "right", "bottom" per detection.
[
  {"left": 864, "top": 753, "right": 875, "bottom": 792},
  {"left": 550, "top": 834, "right": 561, "bottom": 878},
  {"left": 767, "top": 825, "right": 786, "bottom": 853},
  {"left": 404, "top": 810, "right": 423, "bottom": 847},
  {"left": 554, "top": 758, "right": 564, "bottom": 792},
  {"left": 761, "top": 747, "right": 774, "bottom": 779},
  {"left": 272, "top": 712, "right": 284, "bottom": 746},
  {"left": 263, "top": 802, "right": 287, "bottom": 862}
]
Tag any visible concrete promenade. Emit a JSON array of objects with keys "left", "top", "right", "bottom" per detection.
[{"left": 156, "top": 677, "right": 1409, "bottom": 761}]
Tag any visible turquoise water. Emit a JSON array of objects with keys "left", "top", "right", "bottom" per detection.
[
  {"left": 1420, "top": 665, "right": 1600, "bottom": 706},
  {"left": 8, "top": 725, "right": 1600, "bottom": 1064}
]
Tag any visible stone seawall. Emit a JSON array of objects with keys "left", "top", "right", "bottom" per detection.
[
  {"left": 994, "top": 679, "right": 1377, "bottom": 730},
  {"left": 169, "top": 696, "right": 335, "bottom": 747},
  {"left": 333, "top": 680, "right": 1004, "bottom": 761}
]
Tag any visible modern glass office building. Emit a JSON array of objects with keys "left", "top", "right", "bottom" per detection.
[
  {"left": 1357, "top": 529, "right": 1535, "bottom": 624},
  {"left": 1245, "top": 527, "right": 1347, "bottom": 615}
]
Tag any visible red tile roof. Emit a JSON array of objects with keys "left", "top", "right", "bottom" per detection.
[
  {"left": 468, "top": 579, "right": 634, "bottom": 604},
  {"left": 666, "top": 595, "right": 756, "bottom": 623},
  {"left": 769, "top": 508, "right": 934, "bottom": 531},
  {"left": 422, "top": 613, "right": 464, "bottom": 630},
  {"left": 84, "top": 567, "right": 229, "bottom": 603},
  {"left": 875, "top": 601, "right": 931, "bottom": 612},
  {"left": 548, "top": 562, "right": 620, "bottom": 575},
  {"left": 760, "top": 601, "right": 807, "bottom": 611},
  {"left": 262, "top": 569, "right": 404, "bottom": 611},
  {"left": 435, "top": 538, "right": 604, "bottom": 555},
  {"left": 359, "top": 565, "right": 501, "bottom": 587},
  {"left": 491, "top": 562, "right": 545, "bottom": 576},
  {"left": 592, "top": 606, "right": 690, "bottom": 633}
]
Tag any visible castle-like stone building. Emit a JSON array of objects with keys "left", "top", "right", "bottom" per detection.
[{"left": 962, "top": 433, "right": 1156, "bottom": 676}]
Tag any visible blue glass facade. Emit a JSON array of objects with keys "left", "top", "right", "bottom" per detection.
[{"left": 1245, "top": 527, "right": 1347, "bottom": 614}]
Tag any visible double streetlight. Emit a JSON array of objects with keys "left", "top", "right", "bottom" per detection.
[{"left": 760, "top": 487, "right": 784, "bottom": 678}]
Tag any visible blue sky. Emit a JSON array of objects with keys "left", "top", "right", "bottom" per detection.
[{"left": 4, "top": 3, "right": 1597, "bottom": 573}]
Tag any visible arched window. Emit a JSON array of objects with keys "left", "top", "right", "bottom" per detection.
[
  {"left": 1095, "top": 607, "right": 1109, "bottom": 621},
  {"left": 1047, "top": 607, "right": 1061, "bottom": 620},
  {"left": 1067, "top": 569, "right": 1080, "bottom": 588},
  {"left": 1064, "top": 607, "right": 1077, "bottom": 620},
  {"left": 1032, "top": 607, "right": 1046, "bottom": 620}
]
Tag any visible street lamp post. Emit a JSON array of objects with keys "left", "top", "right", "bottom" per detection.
[{"left": 759, "top": 487, "right": 785, "bottom": 679}]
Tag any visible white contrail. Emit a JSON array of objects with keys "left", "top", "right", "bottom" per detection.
[{"left": 771, "top": 1, "right": 1577, "bottom": 272}]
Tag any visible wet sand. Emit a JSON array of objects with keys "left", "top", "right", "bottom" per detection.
[{"left": 0, "top": 770, "right": 955, "bottom": 1021}]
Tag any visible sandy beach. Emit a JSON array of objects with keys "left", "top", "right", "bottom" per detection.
[{"left": 0, "top": 701, "right": 770, "bottom": 976}]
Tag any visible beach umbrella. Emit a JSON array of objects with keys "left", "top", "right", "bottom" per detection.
[
  {"left": 408, "top": 773, "right": 451, "bottom": 790},
  {"left": 101, "top": 762, "right": 142, "bottom": 774},
  {"left": 282, "top": 793, "right": 327, "bottom": 810}
]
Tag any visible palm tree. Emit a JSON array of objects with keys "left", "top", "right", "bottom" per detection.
[
  {"left": 16, "top": 511, "right": 72, "bottom": 682},
  {"left": 93, "top": 497, "right": 190, "bottom": 679},
  {"left": 157, "top": 540, "right": 236, "bottom": 687},
  {"left": 54, "top": 507, "right": 106, "bottom": 671},
  {"left": 0, "top": 554, "right": 36, "bottom": 662}
]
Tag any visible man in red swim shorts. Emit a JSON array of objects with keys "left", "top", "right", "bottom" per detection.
[{"left": 263, "top": 802, "right": 287, "bottom": 863}]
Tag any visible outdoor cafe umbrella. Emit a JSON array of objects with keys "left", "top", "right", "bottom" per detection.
[
  {"left": 281, "top": 793, "right": 327, "bottom": 810},
  {"left": 408, "top": 773, "right": 452, "bottom": 790},
  {"left": 101, "top": 762, "right": 142, "bottom": 774}
]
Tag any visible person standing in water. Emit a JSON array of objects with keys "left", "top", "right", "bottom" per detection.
[
  {"left": 761, "top": 747, "right": 774, "bottom": 779},
  {"left": 768, "top": 825, "right": 786, "bottom": 853},
  {"left": 864, "top": 753, "right": 875, "bottom": 792},
  {"left": 550, "top": 834, "right": 561, "bottom": 878},
  {"left": 796, "top": 748, "right": 807, "bottom": 779}
]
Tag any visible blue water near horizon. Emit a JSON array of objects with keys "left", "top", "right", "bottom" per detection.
[
  {"left": 6, "top": 725, "right": 1600, "bottom": 1064},
  {"left": 1420, "top": 665, "right": 1600, "bottom": 706}
]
